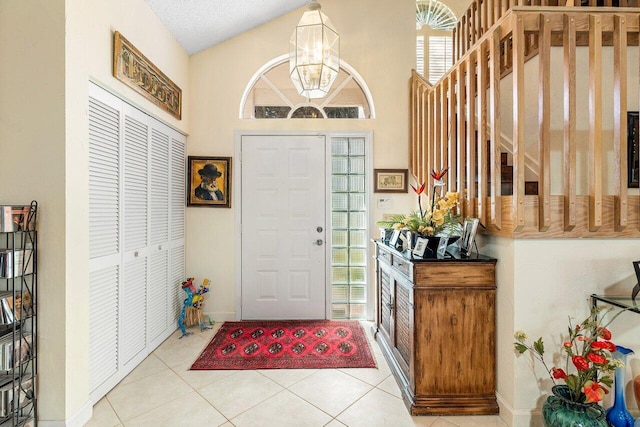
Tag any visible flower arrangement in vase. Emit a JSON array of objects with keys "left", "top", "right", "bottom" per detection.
[
  {"left": 376, "top": 168, "right": 461, "bottom": 240},
  {"left": 514, "top": 308, "right": 629, "bottom": 426}
]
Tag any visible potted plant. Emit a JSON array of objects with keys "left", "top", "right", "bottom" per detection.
[
  {"left": 377, "top": 168, "right": 461, "bottom": 251},
  {"left": 514, "top": 308, "right": 627, "bottom": 426}
]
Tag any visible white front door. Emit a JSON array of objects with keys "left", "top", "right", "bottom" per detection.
[{"left": 240, "top": 134, "right": 327, "bottom": 320}]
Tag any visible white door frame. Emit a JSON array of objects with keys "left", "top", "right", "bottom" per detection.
[{"left": 234, "top": 130, "right": 374, "bottom": 321}]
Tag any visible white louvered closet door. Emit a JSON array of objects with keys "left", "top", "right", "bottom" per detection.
[
  {"left": 170, "top": 136, "right": 186, "bottom": 320},
  {"left": 121, "top": 107, "right": 149, "bottom": 367},
  {"left": 148, "top": 128, "right": 170, "bottom": 347},
  {"left": 88, "top": 82, "right": 186, "bottom": 403},
  {"left": 88, "top": 88, "right": 121, "bottom": 395}
]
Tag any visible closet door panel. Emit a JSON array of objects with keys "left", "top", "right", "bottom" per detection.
[
  {"left": 148, "top": 250, "right": 169, "bottom": 343},
  {"left": 148, "top": 126, "right": 171, "bottom": 344},
  {"left": 123, "top": 114, "right": 149, "bottom": 254},
  {"left": 88, "top": 87, "right": 122, "bottom": 397},
  {"left": 121, "top": 257, "right": 147, "bottom": 364},
  {"left": 170, "top": 135, "right": 186, "bottom": 323}
]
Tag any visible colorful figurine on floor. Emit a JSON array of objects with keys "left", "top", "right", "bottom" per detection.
[{"left": 178, "top": 277, "right": 213, "bottom": 338}]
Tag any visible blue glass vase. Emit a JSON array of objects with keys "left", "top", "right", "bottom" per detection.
[
  {"left": 542, "top": 385, "right": 607, "bottom": 427},
  {"left": 606, "top": 345, "right": 636, "bottom": 427}
]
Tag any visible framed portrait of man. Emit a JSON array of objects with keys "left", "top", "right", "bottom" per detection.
[{"left": 187, "top": 156, "right": 232, "bottom": 207}]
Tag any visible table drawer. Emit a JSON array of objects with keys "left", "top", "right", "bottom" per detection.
[{"left": 392, "top": 256, "right": 412, "bottom": 278}]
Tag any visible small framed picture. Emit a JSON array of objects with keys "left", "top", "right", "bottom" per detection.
[
  {"left": 374, "top": 169, "right": 408, "bottom": 193},
  {"left": 436, "top": 236, "right": 449, "bottom": 257},
  {"left": 389, "top": 230, "right": 401, "bottom": 248},
  {"left": 187, "top": 156, "right": 232, "bottom": 207},
  {"left": 412, "top": 237, "right": 428, "bottom": 257},
  {"left": 460, "top": 218, "right": 480, "bottom": 257}
]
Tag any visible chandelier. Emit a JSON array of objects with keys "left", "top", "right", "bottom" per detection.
[{"left": 289, "top": 0, "right": 340, "bottom": 99}]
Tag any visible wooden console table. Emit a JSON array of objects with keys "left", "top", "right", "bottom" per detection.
[{"left": 373, "top": 240, "right": 499, "bottom": 415}]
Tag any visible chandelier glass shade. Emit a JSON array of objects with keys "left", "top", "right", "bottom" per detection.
[{"left": 289, "top": 0, "right": 339, "bottom": 99}]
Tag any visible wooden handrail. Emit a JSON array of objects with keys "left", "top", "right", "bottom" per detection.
[{"left": 410, "top": 7, "right": 640, "bottom": 238}]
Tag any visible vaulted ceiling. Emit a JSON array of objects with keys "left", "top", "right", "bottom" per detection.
[{"left": 144, "top": 0, "right": 309, "bottom": 55}]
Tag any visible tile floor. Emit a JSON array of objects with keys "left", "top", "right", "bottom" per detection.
[{"left": 86, "top": 321, "right": 508, "bottom": 427}]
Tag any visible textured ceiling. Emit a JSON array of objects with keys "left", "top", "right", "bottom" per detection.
[{"left": 145, "top": 0, "right": 309, "bottom": 55}]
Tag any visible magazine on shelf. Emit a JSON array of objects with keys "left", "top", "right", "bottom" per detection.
[
  {"left": 0, "top": 292, "right": 32, "bottom": 325},
  {"left": 0, "top": 250, "right": 34, "bottom": 279},
  {"left": 0, "top": 375, "right": 33, "bottom": 417},
  {"left": 0, "top": 333, "right": 32, "bottom": 372}
]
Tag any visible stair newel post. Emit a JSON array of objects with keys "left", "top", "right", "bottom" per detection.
[
  {"left": 538, "top": 13, "right": 551, "bottom": 232},
  {"left": 563, "top": 13, "right": 577, "bottom": 231}
]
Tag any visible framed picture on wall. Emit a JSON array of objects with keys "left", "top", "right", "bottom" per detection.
[
  {"left": 187, "top": 156, "right": 232, "bottom": 207},
  {"left": 374, "top": 169, "right": 408, "bottom": 193}
]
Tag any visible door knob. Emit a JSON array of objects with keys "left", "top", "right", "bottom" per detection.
[
  {"left": 317, "top": 226, "right": 323, "bottom": 233},
  {"left": 313, "top": 239, "right": 323, "bottom": 246}
]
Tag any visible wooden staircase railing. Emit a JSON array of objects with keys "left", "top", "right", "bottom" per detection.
[
  {"left": 453, "top": 0, "right": 640, "bottom": 62},
  {"left": 411, "top": 6, "right": 640, "bottom": 238}
]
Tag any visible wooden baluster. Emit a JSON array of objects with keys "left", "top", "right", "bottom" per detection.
[
  {"left": 440, "top": 78, "right": 449, "bottom": 173},
  {"left": 428, "top": 90, "right": 433, "bottom": 185},
  {"left": 434, "top": 85, "right": 442, "bottom": 173},
  {"left": 588, "top": 14, "right": 603, "bottom": 232},
  {"left": 478, "top": 40, "right": 489, "bottom": 226},
  {"left": 563, "top": 14, "right": 577, "bottom": 231},
  {"left": 466, "top": 52, "right": 478, "bottom": 218},
  {"left": 453, "top": 27, "right": 459, "bottom": 63},
  {"left": 539, "top": 14, "right": 551, "bottom": 232},
  {"left": 411, "top": 74, "right": 417, "bottom": 177},
  {"left": 481, "top": 0, "right": 488, "bottom": 36},
  {"left": 457, "top": 62, "right": 468, "bottom": 218},
  {"left": 513, "top": 15, "right": 525, "bottom": 231},
  {"left": 448, "top": 71, "right": 458, "bottom": 193},
  {"left": 489, "top": 30, "right": 502, "bottom": 229},
  {"left": 613, "top": 14, "right": 628, "bottom": 230}
]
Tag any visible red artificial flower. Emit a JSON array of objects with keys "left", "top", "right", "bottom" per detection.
[
  {"left": 411, "top": 183, "right": 426, "bottom": 195},
  {"left": 587, "top": 352, "right": 607, "bottom": 365},
  {"left": 551, "top": 367, "right": 568, "bottom": 380},
  {"left": 430, "top": 168, "right": 449, "bottom": 181},
  {"left": 563, "top": 341, "right": 572, "bottom": 348},
  {"left": 591, "top": 341, "right": 616, "bottom": 352},
  {"left": 572, "top": 355, "right": 590, "bottom": 371},
  {"left": 597, "top": 327, "right": 612, "bottom": 340},
  {"left": 583, "top": 381, "right": 609, "bottom": 403}
]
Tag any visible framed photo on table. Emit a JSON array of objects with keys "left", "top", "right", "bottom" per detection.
[
  {"left": 460, "top": 218, "right": 480, "bottom": 257},
  {"left": 374, "top": 169, "right": 408, "bottom": 193},
  {"left": 412, "top": 237, "right": 428, "bottom": 257}
]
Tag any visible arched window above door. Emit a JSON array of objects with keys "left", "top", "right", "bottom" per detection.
[{"left": 240, "top": 55, "right": 375, "bottom": 119}]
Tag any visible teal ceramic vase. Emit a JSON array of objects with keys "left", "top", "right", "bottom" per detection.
[
  {"left": 606, "top": 346, "right": 636, "bottom": 427},
  {"left": 542, "top": 385, "right": 608, "bottom": 427}
]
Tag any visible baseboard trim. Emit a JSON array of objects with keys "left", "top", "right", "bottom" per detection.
[
  {"left": 496, "top": 392, "right": 544, "bottom": 427},
  {"left": 38, "top": 400, "right": 93, "bottom": 427}
]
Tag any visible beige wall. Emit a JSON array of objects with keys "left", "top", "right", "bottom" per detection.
[
  {"left": 187, "top": 0, "right": 417, "bottom": 321},
  {"left": 0, "top": 0, "right": 67, "bottom": 421},
  {"left": 1, "top": 0, "right": 189, "bottom": 423},
  {"left": 481, "top": 236, "right": 640, "bottom": 426}
]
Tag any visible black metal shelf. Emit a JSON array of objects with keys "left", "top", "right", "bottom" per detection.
[{"left": 0, "top": 202, "right": 37, "bottom": 427}]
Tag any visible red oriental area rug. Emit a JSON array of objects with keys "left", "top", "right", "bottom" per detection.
[{"left": 190, "top": 320, "right": 377, "bottom": 370}]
